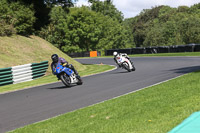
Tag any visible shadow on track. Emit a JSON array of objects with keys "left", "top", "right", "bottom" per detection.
[
  {"left": 47, "top": 85, "right": 72, "bottom": 90},
  {"left": 110, "top": 70, "right": 133, "bottom": 74},
  {"left": 170, "top": 65, "right": 200, "bottom": 74}
]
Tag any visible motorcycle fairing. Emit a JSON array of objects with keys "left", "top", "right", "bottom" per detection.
[
  {"left": 53, "top": 63, "right": 78, "bottom": 84},
  {"left": 53, "top": 63, "right": 73, "bottom": 76},
  {"left": 116, "top": 56, "right": 133, "bottom": 70}
]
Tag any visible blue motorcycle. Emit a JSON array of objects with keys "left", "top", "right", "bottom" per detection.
[{"left": 53, "top": 63, "right": 83, "bottom": 87}]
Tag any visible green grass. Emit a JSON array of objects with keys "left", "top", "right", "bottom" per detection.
[
  {"left": 128, "top": 52, "right": 200, "bottom": 57},
  {"left": 9, "top": 71, "right": 200, "bottom": 133},
  {"left": 0, "top": 64, "right": 115, "bottom": 94},
  {"left": 79, "top": 64, "right": 114, "bottom": 76},
  {"left": 75, "top": 52, "right": 200, "bottom": 59}
]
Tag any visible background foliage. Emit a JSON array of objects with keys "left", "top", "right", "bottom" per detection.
[
  {"left": 0, "top": 0, "right": 200, "bottom": 53},
  {"left": 0, "top": 0, "right": 35, "bottom": 36},
  {"left": 40, "top": 0, "right": 130, "bottom": 53},
  {"left": 130, "top": 4, "right": 200, "bottom": 47}
]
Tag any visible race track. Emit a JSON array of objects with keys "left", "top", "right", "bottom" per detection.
[{"left": 0, "top": 57, "right": 200, "bottom": 132}]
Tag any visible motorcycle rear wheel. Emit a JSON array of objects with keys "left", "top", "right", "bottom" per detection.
[
  {"left": 132, "top": 63, "right": 136, "bottom": 71},
  {"left": 60, "top": 73, "right": 71, "bottom": 87}
]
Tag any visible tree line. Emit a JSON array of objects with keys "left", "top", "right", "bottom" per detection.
[
  {"left": 0, "top": 0, "right": 200, "bottom": 54},
  {"left": 126, "top": 4, "right": 200, "bottom": 47}
]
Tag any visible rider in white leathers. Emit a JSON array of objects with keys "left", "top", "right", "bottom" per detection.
[
  {"left": 113, "top": 52, "right": 135, "bottom": 71},
  {"left": 113, "top": 51, "right": 134, "bottom": 68}
]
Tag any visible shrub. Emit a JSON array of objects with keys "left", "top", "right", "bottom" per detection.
[{"left": 0, "top": 0, "right": 35, "bottom": 36}]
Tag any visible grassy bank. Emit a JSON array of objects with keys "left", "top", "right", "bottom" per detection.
[
  {"left": 1, "top": 35, "right": 114, "bottom": 93},
  {"left": 0, "top": 35, "right": 86, "bottom": 74},
  {"left": 10, "top": 70, "right": 200, "bottom": 133},
  {"left": 0, "top": 64, "right": 115, "bottom": 94}
]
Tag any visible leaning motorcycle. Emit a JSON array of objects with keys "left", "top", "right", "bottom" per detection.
[
  {"left": 115, "top": 55, "right": 135, "bottom": 72},
  {"left": 53, "top": 63, "right": 83, "bottom": 87}
]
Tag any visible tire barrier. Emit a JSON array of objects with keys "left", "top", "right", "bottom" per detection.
[
  {"left": 67, "top": 51, "right": 101, "bottom": 58},
  {"left": 0, "top": 61, "right": 48, "bottom": 86},
  {"left": 67, "top": 52, "right": 90, "bottom": 58},
  {"left": 105, "top": 44, "right": 200, "bottom": 56}
]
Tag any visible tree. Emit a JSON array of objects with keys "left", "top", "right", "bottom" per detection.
[
  {"left": 39, "top": 6, "right": 68, "bottom": 50},
  {"left": 130, "top": 4, "right": 200, "bottom": 47},
  {"left": 40, "top": 6, "right": 128, "bottom": 53},
  {"left": 0, "top": 0, "right": 35, "bottom": 36},
  {"left": 44, "top": 0, "right": 76, "bottom": 7},
  {"left": 179, "top": 15, "right": 200, "bottom": 44},
  {"left": 189, "top": 3, "right": 200, "bottom": 15},
  {"left": 88, "top": 0, "right": 123, "bottom": 23},
  {"left": 66, "top": 7, "right": 101, "bottom": 52},
  {"left": 8, "top": 0, "right": 76, "bottom": 31},
  {"left": 65, "top": 7, "right": 128, "bottom": 52},
  {"left": 97, "top": 16, "right": 128, "bottom": 50},
  {"left": 123, "top": 18, "right": 135, "bottom": 48}
]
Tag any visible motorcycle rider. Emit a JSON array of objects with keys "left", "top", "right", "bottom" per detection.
[
  {"left": 51, "top": 54, "right": 80, "bottom": 80},
  {"left": 113, "top": 51, "right": 134, "bottom": 68}
]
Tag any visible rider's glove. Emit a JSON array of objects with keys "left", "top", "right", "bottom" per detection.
[
  {"left": 126, "top": 56, "right": 130, "bottom": 59},
  {"left": 62, "top": 63, "right": 67, "bottom": 66}
]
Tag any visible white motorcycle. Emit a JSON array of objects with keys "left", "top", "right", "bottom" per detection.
[{"left": 115, "top": 54, "right": 136, "bottom": 72}]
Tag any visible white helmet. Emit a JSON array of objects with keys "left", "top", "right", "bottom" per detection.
[{"left": 113, "top": 51, "right": 118, "bottom": 56}]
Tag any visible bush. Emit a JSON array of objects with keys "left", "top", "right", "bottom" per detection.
[
  {"left": 0, "top": 19, "right": 15, "bottom": 36},
  {"left": 0, "top": 0, "right": 35, "bottom": 36}
]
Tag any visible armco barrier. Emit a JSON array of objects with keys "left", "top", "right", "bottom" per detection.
[
  {"left": 0, "top": 67, "right": 13, "bottom": 86},
  {"left": 157, "top": 46, "right": 169, "bottom": 53},
  {"left": 131, "top": 47, "right": 146, "bottom": 54},
  {"left": 194, "top": 44, "right": 200, "bottom": 52},
  {"left": 0, "top": 61, "right": 48, "bottom": 86},
  {"left": 105, "top": 44, "right": 200, "bottom": 56},
  {"left": 67, "top": 52, "right": 90, "bottom": 58}
]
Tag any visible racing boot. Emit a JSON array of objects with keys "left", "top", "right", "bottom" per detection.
[
  {"left": 57, "top": 75, "right": 61, "bottom": 80},
  {"left": 76, "top": 75, "right": 81, "bottom": 80}
]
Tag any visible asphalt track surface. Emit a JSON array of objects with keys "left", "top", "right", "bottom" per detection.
[{"left": 1, "top": 57, "right": 200, "bottom": 132}]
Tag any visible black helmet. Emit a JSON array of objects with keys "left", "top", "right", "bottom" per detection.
[{"left": 51, "top": 54, "right": 59, "bottom": 63}]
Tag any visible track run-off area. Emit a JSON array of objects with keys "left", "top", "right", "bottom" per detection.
[{"left": 1, "top": 57, "right": 200, "bottom": 132}]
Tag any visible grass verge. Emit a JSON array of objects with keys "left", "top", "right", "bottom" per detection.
[
  {"left": 0, "top": 64, "right": 115, "bottom": 94},
  {"left": 128, "top": 52, "right": 200, "bottom": 57},
  {"left": 9, "top": 70, "right": 200, "bottom": 133},
  {"left": 75, "top": 52, "right": 200, "bottom": 59}
]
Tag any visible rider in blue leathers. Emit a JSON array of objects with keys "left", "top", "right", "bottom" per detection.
[{"left": 51, "top": 54, "right": 80, "bottom": 79}]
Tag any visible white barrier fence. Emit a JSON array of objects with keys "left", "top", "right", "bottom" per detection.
[{"left": 0, "top": 61, "right": 48, "bottom": 86}]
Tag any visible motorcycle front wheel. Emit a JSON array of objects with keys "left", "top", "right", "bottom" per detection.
[
  {"left": 76, "top": 76, "right": 83, "bottom": 85},
  {"left": 131, "top": 63, "right": 136, "bottom": 71},
  {"left": 122, "top": 62, "right": 132, "bottom": 72},
  {"left": 60, "top": 73, "right": 71, "bottom": 87}
]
